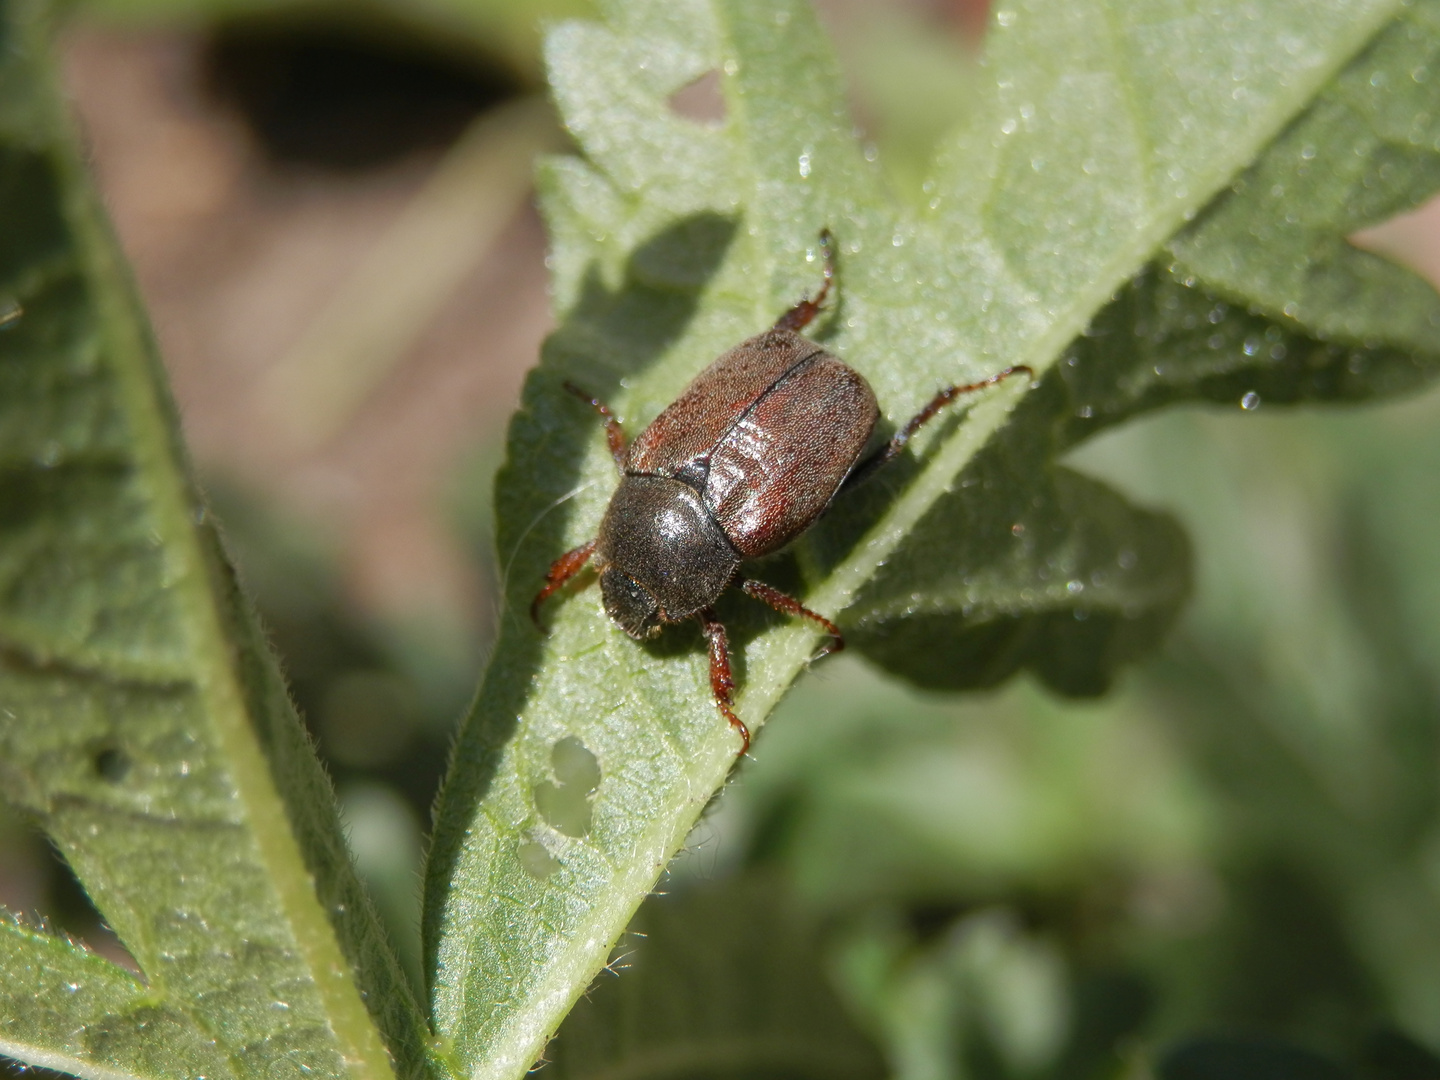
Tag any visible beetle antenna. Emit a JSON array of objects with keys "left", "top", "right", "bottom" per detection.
[{"left": 496, "top": 479, "right": 599, "bottom": 623}]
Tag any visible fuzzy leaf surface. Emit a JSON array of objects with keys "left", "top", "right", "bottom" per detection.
[
  {"left": 0, "top": 916, "right": 235, "bottom": 1080},
  {"left": 0, "top": 5, "right": 439, "bottom": 1080}
]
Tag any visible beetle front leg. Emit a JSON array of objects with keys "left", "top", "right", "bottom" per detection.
[
  {"left": 699, "top": 608, "right": 750, "bottom": 756},
  {"left": 741, "top": 580, "right": 844, "bottom": 659},
  {"left": 531, "top": 538, "right": 598, "bottom": 629},
  {"left": 563, "top": 382, "right": 629, "bottom": 472},
  {"left": 772, "top": 228, "right": 836, "bottom": 333},
  {"left": 842, "top": 364, "right": 1035, "bottom": 492}
]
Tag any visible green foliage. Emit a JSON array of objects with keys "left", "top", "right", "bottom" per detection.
[
  {"left": 0, "top": 3, "right": 443, "bottom": 1079},
  {"left": 543, "top": 872, "right": 887, "bottom": 1079},
  {"left": 427, "top": 0, "right": 1440, "bottom": 1074},
  {"left": 3, "top": 0, "right": 1440, "bottom": 1079}
]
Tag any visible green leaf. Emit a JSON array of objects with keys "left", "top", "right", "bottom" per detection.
[
  {"left": 848, "top": 2, "right": 1440, "bottom": 691},
  {"left": 842, "top": 463, "right": 1191, "bottom": 698},
  {"left": 832, "top": 908, "right": 1070, "bottom": 1080},
  {"left": 425, "top": 0, "right": 1438, "bottom": 1075},
  {"left": 1170, "top": 2, "right": 1440, "bottom": 365},
  {"left": 1161, "top": 1038, "right": 1352, "bottom": 1080},
  {"left": 0, "top": 916, "right": 233, "bottom": 1080},
  {"left": 0, "top": 4, "right": 440, "bottom": 1079},
  {"left": 542, "top": 874, "right": 886, "bottom": 1079},
  {"left": 1045, "top": 2, "right": 1440, "bottom": 449}
]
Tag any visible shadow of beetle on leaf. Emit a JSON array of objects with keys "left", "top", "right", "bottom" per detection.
[{"left": 422, "top": 212, "right": 737, "bottom": 968}]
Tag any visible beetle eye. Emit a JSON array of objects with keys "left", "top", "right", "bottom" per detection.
[{"left": 599, "top": 568, "right": 661, "bottom": 640}]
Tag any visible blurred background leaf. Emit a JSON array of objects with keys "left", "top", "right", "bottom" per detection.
[{"left": 542, "top": 872, "right": 888, "bottom": 1079}]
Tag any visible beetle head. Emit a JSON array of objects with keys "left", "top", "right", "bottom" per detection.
[{"left": 600, "top": 567, "right": 663, "bottom": 639}]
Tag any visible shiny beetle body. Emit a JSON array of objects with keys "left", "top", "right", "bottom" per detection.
[
  {"left": 595, "top": 327, "right": 876, "bottom": 638},
  {"left": 533, "top": 231, "right": 1029, "bottom": 754}
]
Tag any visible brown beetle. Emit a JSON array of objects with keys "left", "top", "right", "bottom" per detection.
[{"left": 532, "top": 231, "right": 1030, "bottom": 754}]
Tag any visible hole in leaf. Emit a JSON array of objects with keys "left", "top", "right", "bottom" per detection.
[
  {"left": 1349, "top": 191, "right": 1440, "bottom": 291},
  {"left": 517, "top": 837, "right": 559, "bottom": 879},
  {"left": 534, "top": 736, "right": 600, "bottom": 838},
  {"left": 92, "top": 745, "right": 131, "bottom": 783},
  {"left": 668, "top": 70, "right": 725, "bottom": 126}
]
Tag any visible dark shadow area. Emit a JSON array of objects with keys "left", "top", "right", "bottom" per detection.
[
  {"left": 204, "top": 15, "right": 528, "bottom": 170},
  {"left": 1054, "top": 970, "right": 1154, "bottom": 1080},
  {"left": 1162, "top": 1037, "right": 1351, "bottom": 1080},
  {"left": 0, "top": 1058, "right": 71, "bottom": 1080},
  {"left": 421, "top": 212, "right": 737, "bottom": 977},
  {"left": 817, "top": 370, "right": 1193, "bottom": 699},
  {"left": 1362, "top": 1029, "right": 1440, "bottom": 1080},
  {"left": 1210, "top": 860, "right": 1376, "bottom": 1038}
]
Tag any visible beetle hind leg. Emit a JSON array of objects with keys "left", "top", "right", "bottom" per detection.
[
  {"left": 531, "top": 538, "right": 598, "bottom": 630},
  {"left": 842, "top": 364, "right": 1035, "bottom": 492},
  {"left": 699, "top": 609, "right": 750, "bottom": 755},
  {"left": 772, "top": 228, "right": 837, "bottom": 333},
  {"left": 742, "top": 580, "right": 844, "bottom": 658}
]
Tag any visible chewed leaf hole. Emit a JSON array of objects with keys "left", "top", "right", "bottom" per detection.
[
  {"left": 517, "top": 838, "right": 559, "bottom": 879},
  {"left": 534, "top": 736, "right": 600, "bottom": 838},
  {"left": 668, "top": 70, "right": 725, "bottom": 126},
  {"left": 92, "top": 744, "right": 131, "bottom": 783},
  {"left": 1349, "top": 191, "right": 1440, "bottom": 291}
]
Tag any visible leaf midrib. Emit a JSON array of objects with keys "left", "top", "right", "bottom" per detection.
[{"left": 29, "top": 13, "right": 402, "bottom": 1078}]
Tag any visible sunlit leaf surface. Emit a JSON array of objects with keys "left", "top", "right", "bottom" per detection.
[{"left": 425, "top": 1, "right": 1440, "bottom": 1077}]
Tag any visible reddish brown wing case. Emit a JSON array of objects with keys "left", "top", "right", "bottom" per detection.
[
  {"left": 628, "top": 328, "right": 879, "bottom": 559},
  {"left": 628, "top": 329, "right": 823, "bottom": 472}
]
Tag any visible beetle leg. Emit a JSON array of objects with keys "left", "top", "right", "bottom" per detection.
[
  {"left": 842, "top": 364, "right": 1036, "bottom": 492},
  {"left": 563, "top": 381, "right": 628, "bottom": 472},
  {"left": 772, "top": 227, "right": 837, "bottom": 333},
  {"left": 699, "top": 608, "right": 750, "bottom": 755},
  {"left": 531, "top": 538, "right": 598, "bottom": 629},
  {"left": 741, "top": 580, "right": 844, "bottom": 659}
]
